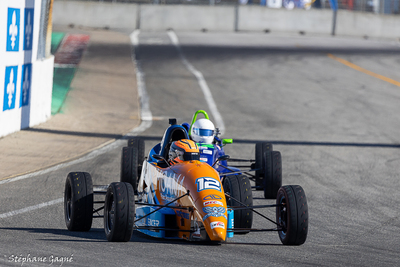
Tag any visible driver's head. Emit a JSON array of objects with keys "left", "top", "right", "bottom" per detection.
[
  {"left": 168, "top": 139, "right": 200, "bottom": 163},
  {"left": 191, "top": 119, "right": 215, "bottom": 144}
]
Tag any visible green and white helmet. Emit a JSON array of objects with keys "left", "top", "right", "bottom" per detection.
[{"left": 191, "top": 118, "right": 215, "bottom": 144}]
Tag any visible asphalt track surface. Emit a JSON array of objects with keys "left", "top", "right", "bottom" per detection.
[{"left": 1, "top": 30, "right": 400, "bottom": 266}]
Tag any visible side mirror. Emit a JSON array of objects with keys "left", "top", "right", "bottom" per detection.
[
  {"left": 212, "top": 155, "right": 230, "bottom": 167},
  {"left": 218, "top": 155, "right": 230, "bottom": 161},
  {"left": 222, "top": 139, "right": 233, "bottom": 145},
  {"left": 153, "top": 154, "right": 165, "bottom": 161},
  {"left": 153, "top": 154, "right": 172, "bottom": 168}
]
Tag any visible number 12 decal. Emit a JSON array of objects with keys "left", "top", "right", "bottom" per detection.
[{"left": 196, "top": 177, "right": 221, "bottom": 192}]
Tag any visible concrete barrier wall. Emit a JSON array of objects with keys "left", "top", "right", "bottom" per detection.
[
  {"left": 53, "top": 1, "right": 400, "bottom": 39},
  {"left": 53, "top": 1, "right": 138, "bottom": 29},
  {"left": 239, "top": 7, "right": 333, "bottom": 34},
  {"left": 337, "top": 10, "right": 400, "bottom": 38},
  {"left": 140, "top": 5, "right": 235, "bottom": 31},
  {"left": 0, "top": 0, "right": 54, "bottom": 138}
]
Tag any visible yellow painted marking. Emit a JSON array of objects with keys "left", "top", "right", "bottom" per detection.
[{"left": 327, "top": 53, "right": 400, "bottom": 87}]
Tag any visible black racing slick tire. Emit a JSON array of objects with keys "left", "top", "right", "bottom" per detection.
[
  {"left": 264, "top": 151, "right": 282, "bottom": 199},
  {"left": 276, "top": 185, "right": 308, "bottom": 245},
  {"left": 64, "top": 172, "right": 93, "bottom": 231},
  {"left": 127, "top": 137, "right": 145, "bottom": 176},
  {"left": 223, "top": 175, "right": 253, "bottom": 233},
  {"left": 104, "top": 182, "right": 135, "bottom": 242},
  {"left": 120, "top": 146, "right": 139, "bottom": 193},
  {"left": 255, "top": 142, "right": 273, "bottom": 190}
]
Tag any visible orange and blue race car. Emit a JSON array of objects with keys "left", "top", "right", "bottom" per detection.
[{"left": 63, "top": 117, "right": 309, "bottom": 245}]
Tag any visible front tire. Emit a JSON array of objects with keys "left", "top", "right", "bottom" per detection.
[
  {"left": 276, "top": 185, "right": 308, "bottom": 245},
  {"left": 223, "top": 175, "right": 253, "bottom": 233},
  {"left": 64, "top": 172, "right": 93, "bottom": 231},
  {"left": 104, "top": 182, "right": 135, "bottom": 242}
]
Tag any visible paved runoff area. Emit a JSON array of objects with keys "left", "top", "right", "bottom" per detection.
[{"left": 0, "top": 26, "right": 140, "bottom": 180}]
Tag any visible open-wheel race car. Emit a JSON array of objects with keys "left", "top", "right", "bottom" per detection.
[{"left": 63, "top": 116, "right": 309, "bottom": 245}]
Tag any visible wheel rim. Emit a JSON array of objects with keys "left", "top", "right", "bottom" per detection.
[
  {"left": 65, "top": 182, "right": 72, "bottom": 222},
  {"left": 278, "top": 195, "right": 287, "bottom": 237},
  {"left": 106, "top": 193, "right": 115, "bottom": 233}
]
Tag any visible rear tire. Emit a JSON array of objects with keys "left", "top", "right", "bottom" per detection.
[
  {"left": 104, "top": 182, "right": 135, "bottom": 242},
  {"left": 276, "top": 185, "right": 308, "bottom": 245},
  {"left": 223, "top": 175, "right": 253, "bottom": 233},
  {"left": 264, "top": 151, "right": 282, "bottom": 199},
  {"left": 120, "top": 147, "right": 139, "bottom": 193},
  {"left": 64, "top": 172, "right": 93, "bottom": 231},
  {"left": 128, "top": 137, "right": 145, "bottom": 177},
  {"left": 255, "top": 142, "right": 273, "bottom": 190}
]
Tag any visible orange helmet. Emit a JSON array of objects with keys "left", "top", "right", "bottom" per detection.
[{"left": 169, "top": 139, "right": 200, "bottom": 163}]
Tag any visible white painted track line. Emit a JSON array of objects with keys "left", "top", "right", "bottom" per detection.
[
  {"left": 0, "top": 198, "right": 63, "bottom": 219},
  {"left": 167, "top": 30, "right": 225, "bottom": 135}
]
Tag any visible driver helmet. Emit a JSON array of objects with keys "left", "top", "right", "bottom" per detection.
[
  {"left": 169, "top": 139, "right": 200, "bottom": 163},
  {"left": 191, "top": 119, "right": 215, "bottom": 144}
]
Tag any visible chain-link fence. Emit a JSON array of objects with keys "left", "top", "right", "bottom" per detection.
[{"left": 55, "top": 0, "right": 400, "bottom": 13}]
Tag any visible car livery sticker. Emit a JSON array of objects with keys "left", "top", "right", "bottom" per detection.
[
  {"left": 203, "top": 194, "right": 222, "bottom": 200},
  {"left": 158, "top": 172, "right": 185, "bottom": 202},
  {"left": 210, "top": 221, "right": 225, "bottom": 229},
  {"left": 147, "top": 218, "right": 160, "bottom": 227},
  {"left": 176, "top": 210, "right": 190, "bottom": 220},
  {"left": 202, "top": 149, "right": 213, "bottom": 155},
  {"left": 204, "top": 200, "right": 224, "bottom": 206},
  {"left": 203, "top": 207, "right": 226, "bottom": 220},
  {"left": 196, "top": 177, "right": 221, "bottom": 192}
]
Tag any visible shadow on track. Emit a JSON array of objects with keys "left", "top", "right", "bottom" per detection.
[
  {"left": 0, "top": 227, "right": 106, "bottom": 242},
  {"left": 0, "top": 227, "right": 282, "bottom": 246},
  {"left": 21, "top": 129, "right": 400, "bottom": 149}
]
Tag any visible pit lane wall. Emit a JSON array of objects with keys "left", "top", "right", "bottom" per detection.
[
  {"left": 53, "top": 1, "right": 400, "bottom": 39},
  {"left": 0, "top": 0, "right": 54, "bottom": 138}
]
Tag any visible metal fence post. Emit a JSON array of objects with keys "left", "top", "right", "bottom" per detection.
[
  {"left": 331, "top": 9, "right": 337, "bottom": 36},
  {"left": 234, "top": 4, "right": 239, "bottom": 32},
  {"left": 136, "top": 4, "right": 141, "bottom": 30}
]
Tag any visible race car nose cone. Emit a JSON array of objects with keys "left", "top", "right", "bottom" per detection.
[{"left": 211, "top": 228, "right": 226, "bottom": 241}]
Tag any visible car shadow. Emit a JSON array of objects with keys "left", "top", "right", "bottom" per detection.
[
  {"left": 0, "top": 227, "right": 107, "bottom": 242},
  {"left": 0, "top": 226, "right": 282, "bottom": 246}
]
